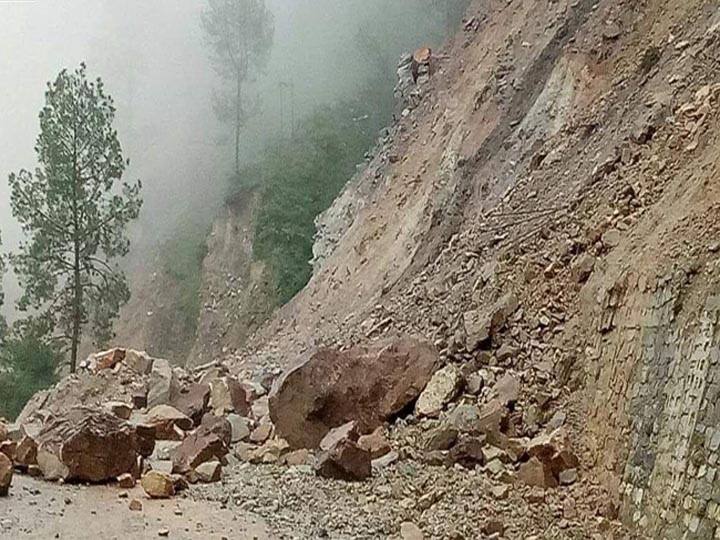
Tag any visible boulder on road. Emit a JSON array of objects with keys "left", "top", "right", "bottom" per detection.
[
  {"left": 35, "top": 407, "right": 141, "bottom": 482},
  {"left": 270, "top": 338, "right": 439, "bottom": 449}
]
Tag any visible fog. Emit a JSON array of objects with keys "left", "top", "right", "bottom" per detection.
[{"left": 0, "top": 0, "right": 461, "bottom": 320}]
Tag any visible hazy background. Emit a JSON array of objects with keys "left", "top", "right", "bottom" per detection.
[{"left": 0, "top": 0, "right": 461, "bottom": 321}]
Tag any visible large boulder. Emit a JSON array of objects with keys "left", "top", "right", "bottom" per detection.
[
  {"left": 35, "top": 407, "right": 141, "bottom": 482},
  {"left": 269, "top": 338, "right": 439, "bottom": 449},
  {"left": 141, "top": 470, "right": 175, "bottom": 498},
  {"left": 0, "top": 453, "right": 12, "bottom": 496}
]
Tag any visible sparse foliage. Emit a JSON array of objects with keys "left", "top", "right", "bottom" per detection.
[
  {"left": 8, "top": 63, "right": 142, "bottom": 372},
  {"left": 201, "top": 0, "right": 274, "bottom": 174}
]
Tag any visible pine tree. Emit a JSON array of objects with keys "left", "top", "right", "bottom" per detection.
[
  {"left": 201, "top": 0, "right": 274, "bottom": 175},
  {"left": 8, "top": 63, "right": 142, "bottom": 372}
]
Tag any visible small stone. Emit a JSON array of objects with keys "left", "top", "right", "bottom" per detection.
[
  {"left": 400, "top": 521, "right": 424, "bottom": 540},
  {"left": 0, "top": 453, "right": 12, "bottom": 496},
  {"left": 117, "top": 473, "right": 136, "bottom": 489},
  {"left": 105, "top": 401, "right": 133, "bottom": 421},
  {"left": 129, "top": 499, "right": 143, "bottom": 512},
  {"left": 158, "top": 528, "right": 170, "bottom": 537},
  {"left": 284, "top": 449, "right": 311, "bottom": 466},
  {"left": 491, "top": 484, "right": 510, "bottom": 499},
  {"left": 194, "top": 461, "right": 222, "bottom": 483},
  {"left": 226, "top": 414, "right": 252, "bottom": 443},
  {"left": 559, "top": 468, "right": 578, "bottom": 485}
]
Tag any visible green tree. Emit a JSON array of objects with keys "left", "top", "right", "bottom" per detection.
[
  {"left": 0, "top": 336, "right": 58, "bottom": 420},
  {"left": 0, "top": 231, "right": 6, "bottom": 342},
  {"left": 201, "top": 0, "right": 274, "bottom": 175},
  {"left": 8, "top": 63, "right": 142, "bottom": 373}
]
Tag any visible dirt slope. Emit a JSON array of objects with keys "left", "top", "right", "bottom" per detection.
[{"left": 228, "top": 0, "right": 720, "bottom": 537}]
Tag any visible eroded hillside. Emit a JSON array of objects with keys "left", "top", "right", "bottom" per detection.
[
  {"left": 6, "top": 0, "right": 720, "bottom": 538},
  {"left": 230, "top": 0, "right": 720, "bottom": 537}
]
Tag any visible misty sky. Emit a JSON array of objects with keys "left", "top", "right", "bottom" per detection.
[{"left": 0, "top": 0, "right": 454, "bottom": 319}]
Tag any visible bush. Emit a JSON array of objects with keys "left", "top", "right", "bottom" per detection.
[
  {"left": 251, "top": 96, "right": 383, "bottom": 304},
  {"left": 0, "top": 336, "right": 58, "bottom": 420}
]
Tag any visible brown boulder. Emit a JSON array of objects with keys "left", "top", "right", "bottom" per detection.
[
  {"left": 0, "top": 452, "right": 12, "bottom": 496},
  {"left": 194, "top": 461, "right": 222, "bottom": 483},
  {"left": 0, "top": 421, "right": 8, "bottom": 442},
  {"left": 315, "top": 439, "right": 371, "bottom": 481},
  {"left": 35, "top": 407, "right": 140, "bottom": 482},
  {"left": 170, "top": 383, "right": 211, "bottom": 425},
  {"left": 171, "top": 416, "right": 231, "bottom": 474},
  {"left": 270, "top": 338, "right": 439, "bottom": 449},
  {"left": 141, "top": 470, "right": 175, "bottom": 498}
]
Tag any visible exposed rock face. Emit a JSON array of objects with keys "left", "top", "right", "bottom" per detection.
[
  {"left": 269, "top": 338, "right": 439, "bottom": 448},
  {"left": 35, "top": 407, "right": 140, "bottom": 482},
  {"left": 0, "top": 453, "right": 12, "bottom": 496}
]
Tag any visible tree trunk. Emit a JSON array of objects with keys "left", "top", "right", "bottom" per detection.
[
  {"left": 70, "top": 243, "right": 81, "bottom": 373},
  {"left": 235, "top": 74, "right": 241, "bottom": 175}
]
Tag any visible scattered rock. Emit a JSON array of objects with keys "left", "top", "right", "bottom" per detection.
[
  {"left": 449, "top": 436, "right": 486, "bottom": 468},
  {"left": 209, "top": 376, "right": 251, "bottom": 416},
  {"left": 517, "top": 457, "right": 558, "bottom": 488},
  {"left": 124, "top": 350, "right": 154, "bottom": 375},
  {"left": 171, "top": 416, "right": 230, "bottom": 474},
  {"left": 320, "top": 421, "right": 359, "bottom": 452},
  {"left": 423, "top": 424, "right": 459, "bottom": 451},
  {"left": 400, "top": 521, "right": 424, "bottom": 540},
  {"left": 284, "top": 449, "right": 311, "bottom": 466},
  {"left": 194, "top": 461, "right": 222, "bottom": 483},
  {"left": 129, "top": 498, "right": 143, "bottom": 511},
  {"left": 270, "top": 338, "right": 438, "bottom": 448},
  {"left": 315, "top": 439, "right": 372, "bottom": 481},
  {"left": 117, "top": 472, "right": 136, "bottom": 488},
  {"left": 372, "top": 450, "right": 399, "bottom": 470},
  {"left": 227, "top": 414, "right": 252, "bottom": 443},
  {"left": 357, "top": 427, "right": 391, "bottom": 459},
  {"left": 147, "top": 359, "right": 180, "bottom": 409},
  {"left": 141, "top": 470, "right": 175, "bottom": 498},
  {"left": 415, "top": 364, "right": 463, "bottom": 418},
  {"left": 143, "top": 405, "right": 193, "bottom": 440}
]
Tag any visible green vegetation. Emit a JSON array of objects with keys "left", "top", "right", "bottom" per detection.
[
  {"left": 8, "top": 63, "right": 142, "bottom": 372},
  {"left": 0, "top": 335, "right": 59, "bottom": 420},
  {"left": 159, "top": 224, "right": 209, "bottom": 342},
  {"left": 247, "top": 88, "right": 387, "bottom": 304}
]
